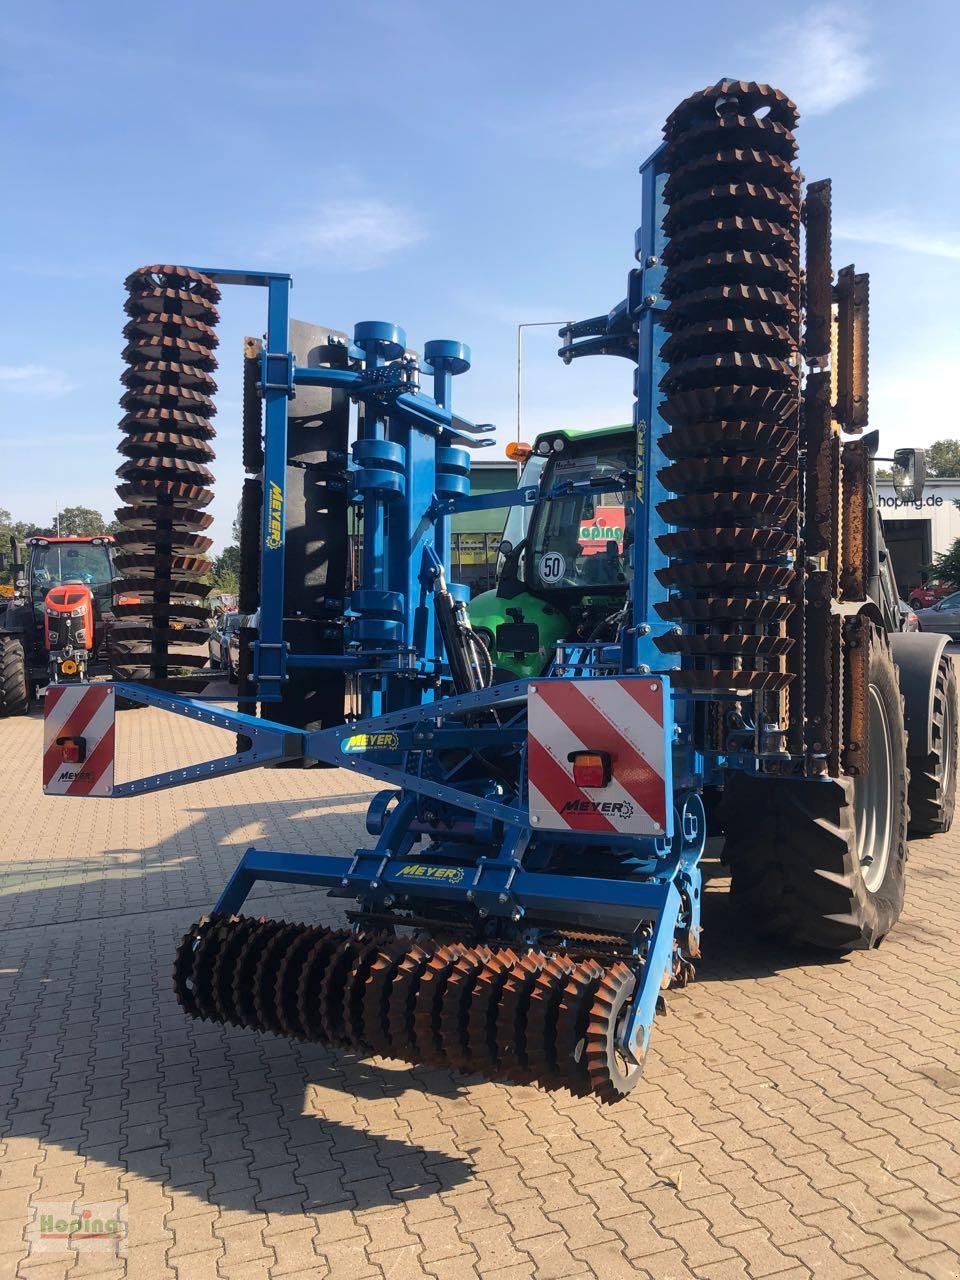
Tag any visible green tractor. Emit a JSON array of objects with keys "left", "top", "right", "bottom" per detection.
[{"left": 470, "top": 425, "right": 633, "bottom": 677}]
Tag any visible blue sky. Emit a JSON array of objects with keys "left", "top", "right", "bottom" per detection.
[{"left": 1, "top": 0, "right": 957, "bottom": 549}]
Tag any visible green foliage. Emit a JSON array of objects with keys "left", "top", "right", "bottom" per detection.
[
  {"left": 926, "top": 439, "right": 960, "bottom": 478},
  {"left": 48, "top": 506, "right": 111, "bottom": 537},
  {"left": 929, "top": 538, "right": 960, "bottom": 588},
  {"left": 210, "top": 544, "right": 240, "bottom": 597},
  {"left": 0, "top": 508, "right": 42, "bottom": 583}
]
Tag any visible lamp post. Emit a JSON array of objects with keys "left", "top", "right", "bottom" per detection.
[{"left": 516, "top": 320, "right": 572, "bottom": 444}]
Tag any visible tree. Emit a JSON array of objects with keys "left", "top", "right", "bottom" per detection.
[
  {"left": 210, "top": 544, "right": 240, "bottom": 598},
  {"left": 925, "top": 439, "right": 960, "bottom": 478},
  {"left": 48, "top": 506, "right": 111, "bottom": 537},
  {"left": 0, "top": 509, "right": 43, "bottom": 583},
  {"left": 928, "top": 537, "right": 960, "bottom": 588}
]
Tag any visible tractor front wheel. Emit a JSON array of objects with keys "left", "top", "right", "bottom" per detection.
[
  {"left": 0, "top": 635, "right": 30, "bottom": 717},
  {"left": 721, "top": 629, "right": 908, "bottom": 951}
]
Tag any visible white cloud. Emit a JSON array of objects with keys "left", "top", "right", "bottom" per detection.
[
  {"left": 264, "top": 198, "right": 426, "bottom": 271},
  {"left": 0, "top": 364, "right": 75, "bottom": 395},
  {"left": 752, "top": 4, "right": 875, "bottom": 115},
  {"left": 870, "top": 352, "right": 959, "bottom": 453},
  {"left": 836, "top": 213, "right": 960, "bottom": 263}
]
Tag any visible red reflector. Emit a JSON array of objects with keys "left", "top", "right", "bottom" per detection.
[
  {"left": 56, "top": 736, "right": 86, "bottom": 764},
  {"left": 569, "top": 750, "right": 611, "bottom": 788}
]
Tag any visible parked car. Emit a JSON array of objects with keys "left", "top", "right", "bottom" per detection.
[
  {"left": 915, "top": 590, "right": 960, "bottom": 641},
  {"left": 227, "top": 609, "right": 259, "bottom": 682},
  {"left": 899, "top": 600, "right": 919, "bottom": 632},
  {"left": 208, "top": 612, "right": 242, "bottom": 672},
  {"left": 908, "top": 581, "right": 955, "bottom": 609}
]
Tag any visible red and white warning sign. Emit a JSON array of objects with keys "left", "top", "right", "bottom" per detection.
[
  {"left": 527, "top": 677, "right": 670, "bottom": 836},
  {"left": 43, "top": 685, "right": 115, "bottom": 797}
]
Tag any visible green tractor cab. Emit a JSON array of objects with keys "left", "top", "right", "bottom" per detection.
[{"left": 470, "top": 425, "right": 633, "bottom": 677}]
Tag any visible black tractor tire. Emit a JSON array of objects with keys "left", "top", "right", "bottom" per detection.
[
  {"left": 238, "top": 478, "right": 262, "bottom": 614},
  {"left": 721, "top": 629, "right": 909, "bottom": 951},
  {"left": 0, "top": 635, "right": 30, "bottom": 717},
  {"left": 907, "top": 653, "right": 958, "bottom": 837}
]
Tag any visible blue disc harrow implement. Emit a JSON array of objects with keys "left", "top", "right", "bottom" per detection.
[{"left": 42, "top": 81, "right": 958, "bottom": 1102}]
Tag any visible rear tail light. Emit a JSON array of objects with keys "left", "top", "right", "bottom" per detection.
[
  {"left": 568, "top": 750, "right": 611, "bottom": 789},
  {"left": 56, "top": 736, "right": 86, "bottom": 764}
]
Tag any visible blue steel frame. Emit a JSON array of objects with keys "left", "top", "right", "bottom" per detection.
[
  {"left": 197, "top": 270, "right": 494, "bottom": 712},
  {"left": 58, "top": 141, "right": 711, "bottom": 1069}
]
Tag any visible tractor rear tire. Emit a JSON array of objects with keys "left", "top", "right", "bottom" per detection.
[
  {"left": 0, "top": 635, "right": 30, "bottom": 717},
  {"left": 721, "top": 629, "right": 908, "bottom": 951},
  {"left": 907, "top": 653, "right": 958, "bottom": 837}
]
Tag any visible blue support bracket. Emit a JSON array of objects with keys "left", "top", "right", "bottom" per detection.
[
  {"left": 105, "top": 684, "right": 304, "bottom": 796},
  {"left": 621, "top": 880, "right": 682, "bottom": 1060},
  {"left": 212, "top": 845, "right": 688, "bottom": 939},
  {"left": 95, "top": 680, "right": 530, "bottom": 825}
]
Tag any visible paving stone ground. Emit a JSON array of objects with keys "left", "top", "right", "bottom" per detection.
[{"left": 1, "top": 702, "right": 959, "bottom": 1279}]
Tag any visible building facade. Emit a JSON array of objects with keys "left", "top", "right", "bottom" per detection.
[{"left": 876, "top": 477, "right": 960, "bottom": 593}]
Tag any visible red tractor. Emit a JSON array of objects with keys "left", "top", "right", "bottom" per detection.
[{"left": 0, "top": 536, "right": 120, "bottom": 715}]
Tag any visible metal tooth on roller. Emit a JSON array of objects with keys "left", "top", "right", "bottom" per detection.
[
  {"left": 656, "top": 528, "right": 794, "bottom": 560},
  {"left": 413, "top": 944, "right": 468, "bottom": 1066},
  {"left": 660, "top": 284, "right": 797, "bottom": 331},
  {"left": 192, "top": 919, "right": 244, "bottom": 1023},
  {"left": 119, "top": 432, "right": 215, "bottom": 462},
  {"left": 113, "top": 265, "right": 220, "bottom": 682},
  {"left": 660, "top": 317, "right": 795, "bottom": 360},
  {"left": 657, "top": 492, "right": 797, "bottom": 527},
  {"left": 466, "top": 948, "right": 520, "bottom": 1077},
  {"left": 231, "top": 920, "right": 287, "bottom": 1029},
  {"left": 361, "top": 939, "right": 412, "bottom": 1056},
  {"left": 656, "top": 597, "right": 795, "bottom": 624},
  {"left": 122, "top": 361, "right": 217, "bottom": 395},
  {"left": 121, "top": 383, "right": 216, "bottom": 415},
  {"left": 211, "top": 917, "right": 262, "bottom": 1025},
  {"left": 656, "top": 634, "right": 793, "bottom": 658},
  {"left": 120, "top": 407, "right": 217, "bottom": 439},
  {"left": 660, "top": 384, "right": 795, "bottom": 427},
  {"left": 495, "top": 952, "right": 549, "bottom": 1084},
  {"left": 659, "top": 421, "right": 796, "bottom": 460},
  {"left": 656, "top": 563, "right": 793, "bottom": 592},
  {"left": 666, "top": 112, "right": 798, "bottom": 164},
  {"left": 664, "top": 150, "right": 799, "bottom": 203},
  {"left": 658, "top": 457, "right": 797, "bottom": 495},
  {"left": 555, "top": 961, "right": 606, "bottom": 1097},
  {"left": 670, "top": 669, "right": 793, "bottom": 693},
  {"left": 274, "top": 926, "right": 331, "bottom": 1039},
  {"left": 437, "top": 946, "right": 494, "bottom": 1073},
  {"left": 663, "top": 215, "right": 796, "bottom": 266},
  {"left": 387, "top": 942, "right": 438, "bottom": 1062},
  {"left": 342, "top": 939, "right": 388, "bottom": 1049},
  {"left": 173, "top": 918, "right": 211, "bottom": 1019},
  {"left": 122, "top": 312, "right": 219, "bottom": 349},
  {"left": 660, "top": 352, "right": 798, "bottom": 394},
  {"left": 316, "top": 936, "right": 369, "bottom": 1046},
  {"left": 522, "top": 955, "right": 578, "bottom": 1090},
  {"left": 664, "top": 183, "right": 799, "bottom": 236},
  {"left": 297, "top": 931, "right": 350, "bottom": 1042},
  {"left": 253, "top": 924, "right": 305, "bottom": 1035},
  {"left": 585, "top": 963, "right": 642, "bottom": 1104},
  {"left": 664, "top": 80, "right": 799, "bottom": 138}
]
